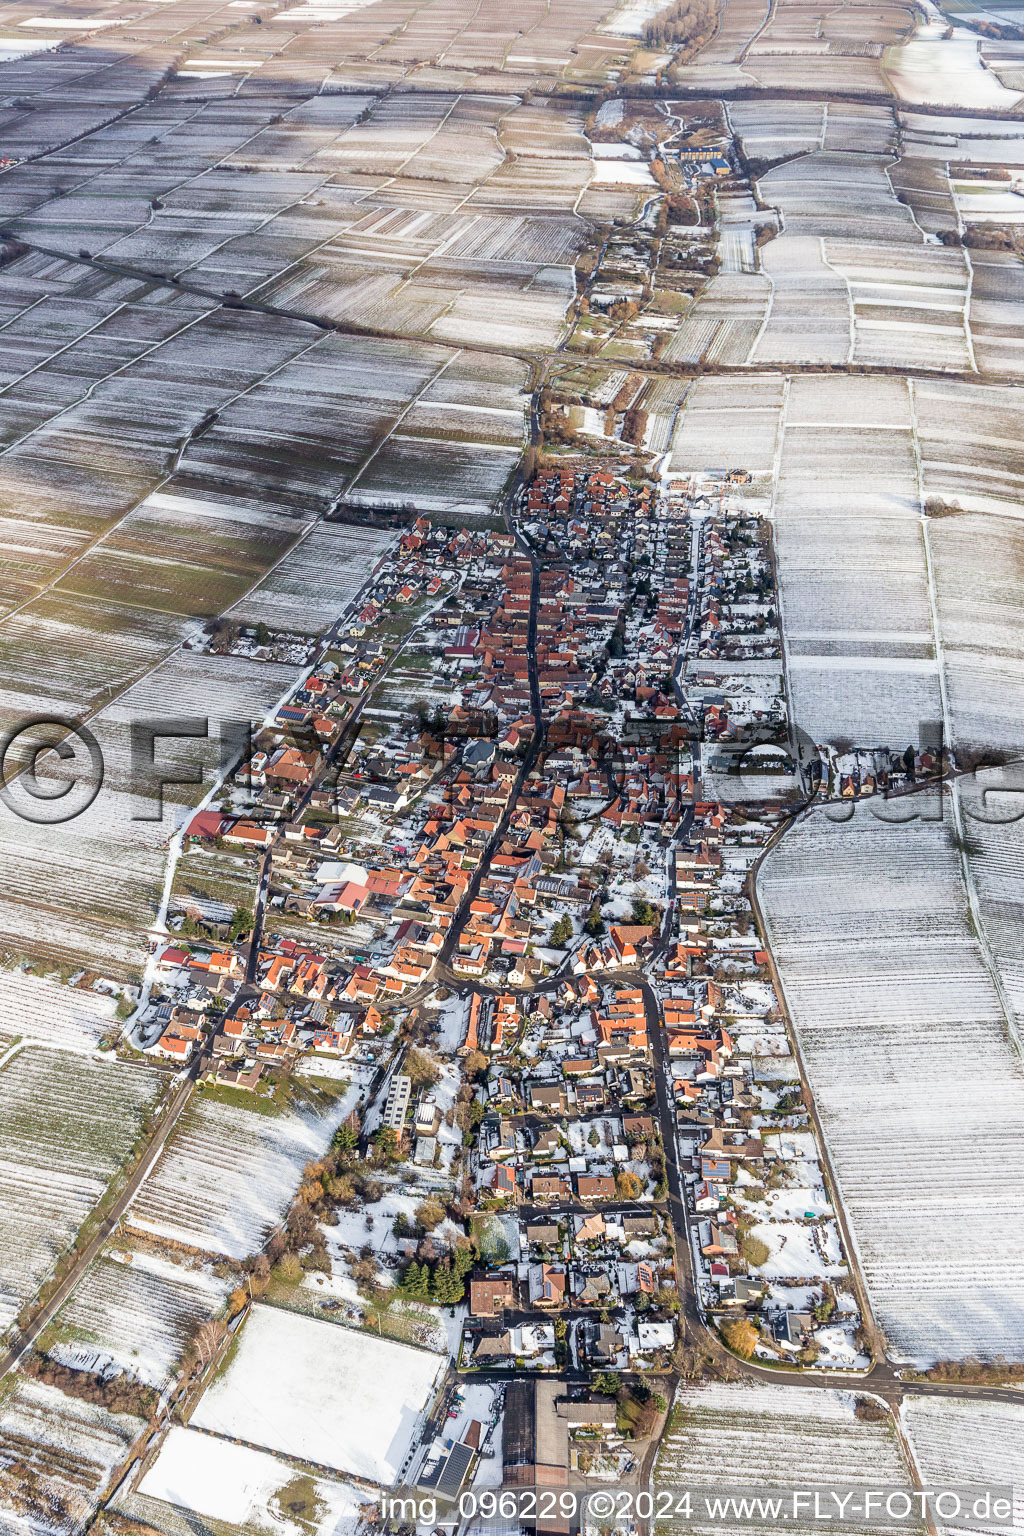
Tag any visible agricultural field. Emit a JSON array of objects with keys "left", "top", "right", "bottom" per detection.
[
  {"left": 663, "top": 273, "right": 771, "bottom": 368},
  {"left": 0, "top": 1376, "right": 142, "bottom": 1535},
  {"left": 758, "top": 807, "right": 1024, "bottom": 1363},
  {"left": 756, "top": 154, "right": 918, "bottom": 244},
  {"left": 901, "top": 1397, "right": 1024, "bottom": 1536},
  {"left": 729, "top": 101, "right": 898, "bottom": 161},
  {"left": 45, "top": 1247, "right": 233, "bottom": 1389},
  {"left": 926, "top": 505, "right": 1024, "bottom": 754},
  {"left": 668, "top": 373, "right": 786, "bottom": 478},
  {"left": 885, "top": 33, "right": 1021, "bottom": 110},
  {"left": 0, "top": 645, "right": 301, "bottom": 975},
  {"left": 0, "top": 971, "right": 119, "bottom": 1052},
  {"left": 665, "top": 368, "right": 1024, "bottom": 748},
  {"left": 189, "top": 1304, "right": 444, "bottom": 1484},
  {"left": 0, "top": 151, "right": 539, "bottom": 976},
  {"left": 125, "top": 1091, "right": 355, "bottom": 1260},
  {"left": 227, "top": 521, "right": 391, "bottom": 633},
  {"left": 750, "top": 237, "right": 852, "bottom": 366},
  {"left": 0, "top": 1044, "right": 163, "bottom": 1336},
  {"left": 655, "top": 1383, "right": 917, "bottom": 1536},
  {"left": 773, "top": 373, "right": 939, "bottom": 745}
]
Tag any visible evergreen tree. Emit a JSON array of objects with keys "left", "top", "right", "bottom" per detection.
[{"left": 550, "top": 915, "right": 573, "bottom": 947}]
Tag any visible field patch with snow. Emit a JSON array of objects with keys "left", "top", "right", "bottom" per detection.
[
  {"left": 0, "top": 1046, "right": 162, "bottom": 1335},
  {"left": 137, "top": 1424, "right": 364, "bottom": 1536},
  {"left": 127, "top": 1091, "right": 353, "bottom": 1259},
  {"left": 902, "top": 1396, "right": 1024, "bottom": 1536},
  {"left": 190, "top": 1304, "right": 444, "bottom": 1484},
  {"left": 47, "top": 1247, "right": 232, "bottom": 1388},
  {"left": 0, "top": 1376, "right": 143, "bottom": 1533},
  {"left": 656, "top": 1382, "right": 916, "bottom": 1536},
  {"left": 759, "top": 806, "right": 1024, "bottom": 1363}
]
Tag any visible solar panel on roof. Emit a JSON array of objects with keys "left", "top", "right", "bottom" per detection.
[{"left": 435, "top": 1441, "right": 475, "bottom": 1499}]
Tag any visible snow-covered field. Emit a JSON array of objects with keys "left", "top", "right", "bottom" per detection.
[
  {"left": 885, "top": 34, "right": 1021, "bottom": 109},
  {"left": 190, "top": 1304, "right": 444, "bottom": 1484},
  {"left": 759, "top": 806, "right": 1024, "bottom": 1363},
  {"left": 139, "top": 1425, "right": 364, "bottom": 1535},
  {"left": 901, "top": 1397, "right": 1024, "bottom": 1536},
  {"left": 0, "top": 1376, "right": 142, "bottom": 1533},
  {"left": 127, "top": 1092, "right": 353, "bottom": 1259},
  {"left": 0, "top": 1046, "right": 162, "bottom": 1334},
  {"left": 656, "top": 1383, "right": 916, "bottom": 1535},
  {"left": 49, "top": 1248, "right": 232, "bottom": 1387},
  {"left": 0, "top": 972, "right": 118, "bottom": 1052},
  {"left": 227, "top": 521, "right": 392, "bottom": 632}
]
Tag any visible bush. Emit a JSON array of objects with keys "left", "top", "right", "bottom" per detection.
[
  {"left": 405, "top": 1049, "right": 440, "bottom": 1090},
  {"left": 615, "top": 1170, "right": 643, "bottom": 1200},
  {"left": 415, "top": 1198, "right": 445, "bottom": 1232},
  {"left": 719, "top": 1316, "right": 759, "bottom": 1359},
  {"left": 274, "top": 1253, "right": 302, "bottom": 1285},
  {"left": 740, "top": 1234, "right": 770, "bottom": 1268}
]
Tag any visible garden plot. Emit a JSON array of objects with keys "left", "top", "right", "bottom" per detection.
[
  {"left": 656, "top": 1382, "right": 917, "bottom": 1536},
  {"left": 172, "top": 846, "right": 262, "bottom": 930},
  {"left": 137, "top": 1425, "right": 363, "bottom": 1536},
  {"left": 0, "top": 1045, "right": 162, "bottom": 1334},
  {"left": 0, "top": 1376, "right": 143, "bottom": 1535},
  {"left": 759, "top": 807, "right": 1024, "bottom": 1363},
  {"left": 741, "top": 1219, "right": 846, "bottom": 1280},
  {"left": 47, "top": 1247, "right": 232, "bottom": 1388},
  {"left": 191, "top": 1304, "right": 444, "bottom": 1485},
  {"left": 227, "top": 521, "right": 391, "bottom": 633},
  {"left": 127, "top": 1089, "right": 355, "bottom": 1260},
  {"left": 305, "top": 1182, "right": 465, "bottom": 1336},
  {"left": 902, "top": 1398, "right": 1024, "bottom": 1536}
]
